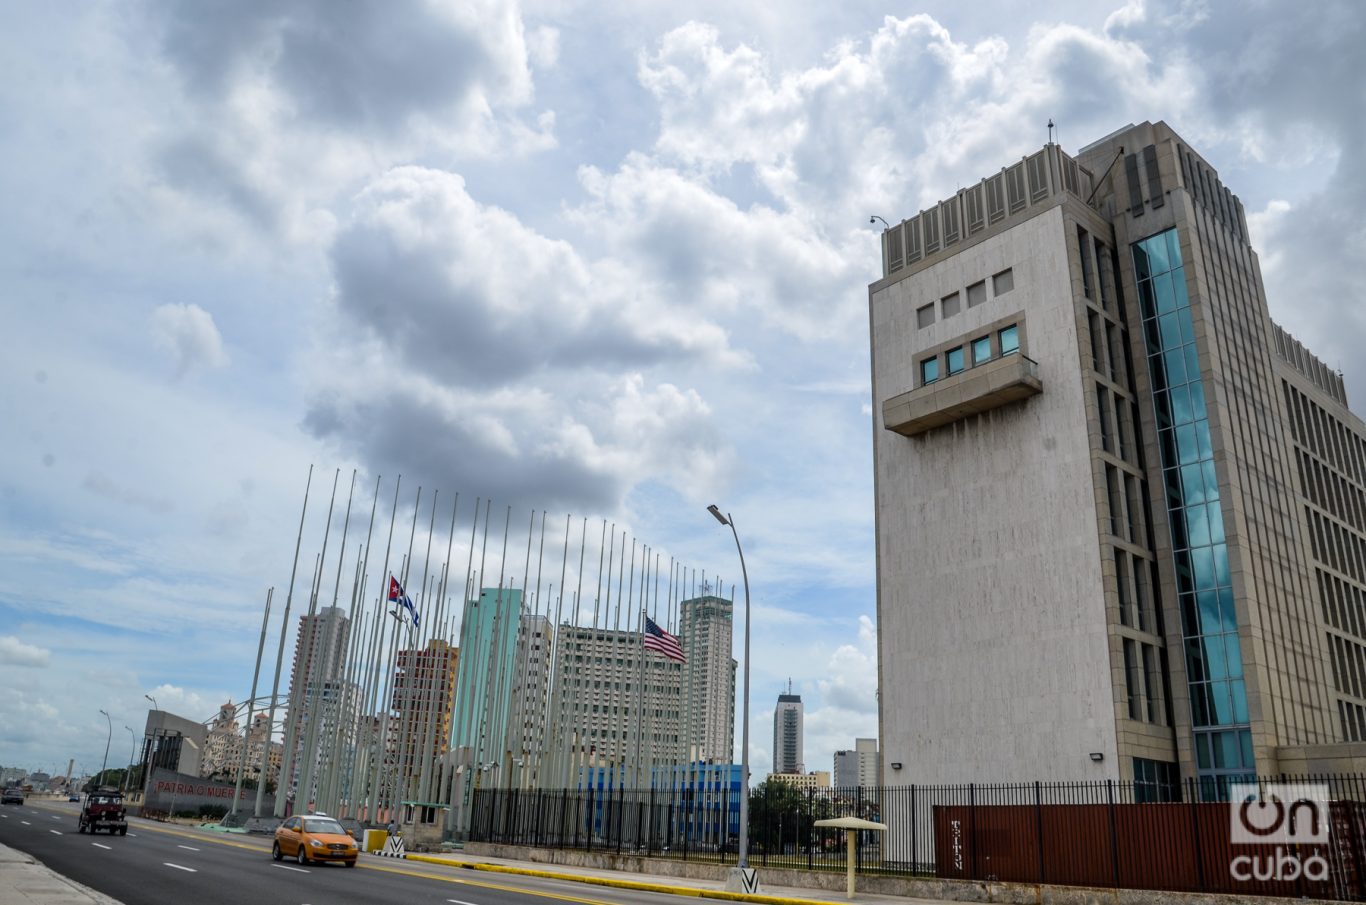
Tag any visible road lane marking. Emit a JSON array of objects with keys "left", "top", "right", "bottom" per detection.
[
  {"left": 21, "top": 821, "right": 30, "bottom": 825},
  {"left": 92, "top": 843, "right": 111, "bottom": 850},
  {"left": 178, "top": 845, "right": 200, "bottom": 851},
  {"left": 272, "top": 864, "right": 309, "bottom": 873},
  {"left": 164, "top": 862, "right": 197, "bottom": 873},
  {"left": 449, "top": 899, "right": 484, "bottom": 905},
  {"left": 51, "top": 816, "right": 60, "bottom": 820},
  {"left": 50, "top": 830, "right": 62, "bottom": 835},
  {"left": 127, "top": 833, "right": 137, "bottom": 837}
]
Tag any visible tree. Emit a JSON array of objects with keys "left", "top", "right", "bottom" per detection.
[{"left": 748, "top": 779, "right": 821, "bottom": 854}]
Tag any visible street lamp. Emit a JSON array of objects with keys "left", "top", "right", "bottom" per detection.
[
  {"left": 98, "top": 710, "right": 112, "bottom": 788},
  {"left": 144, "top": 694, "right": 158, "bottom": 711},
  {"left": 707, "top": 503, "right": 755, "bottom": 889},
  {"left": 123, "top": 727, "right": 137, "bottom": 793}
]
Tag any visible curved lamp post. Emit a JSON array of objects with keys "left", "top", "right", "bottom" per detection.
[
  {"left": 98, "top": 710, "right": 112, "bottom": 787},
  {"left": 707, "top": 504, "right": 755, "bottom": 888},
  {"left": 144, "top": 694, "right": 158, "bottom": 711},
  {"left": 123, "top": 727, "right": 137, "bottom": 793}
]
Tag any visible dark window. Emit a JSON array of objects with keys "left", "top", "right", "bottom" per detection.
[
  {"left": 916, "top": 303, "right": 935, "bottom": 329},
  {"left": 941, "top": 292, "right": 961, "bottom": 318},
  {"left": 967, "top": 281, "right": 987, "bottom": 307},
  {"left": 993, "top": 268, "right": 1014, "bottom": 295}
]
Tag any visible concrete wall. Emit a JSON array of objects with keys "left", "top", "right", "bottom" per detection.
[{"left": 872, "top": 204, "right": 1120, "bottom": 784}]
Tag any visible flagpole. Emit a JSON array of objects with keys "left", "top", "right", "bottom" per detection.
[
  {"left": 391, "top": 490, "right": 437, "bottom": 806},
  {"left": 296, "top": 469, "right": 354, "bottom": 814},
  {"left": 231, "top": 587, "right": 272, "bottom": 818},
  {"left": 330, "top": 474, "right": 381, "bottom": 815},
  {"left": 358, "top": 476, "right": 401, "bottom": 821},
  {"left": 417, "top": 493, "right": 458, "bottom": 804},
  {"left": 445, "top": 497, "right": 482, "bottom": 837},
  {"left": 370, "top": 485, "right": 420, "bottom": 821},
  {"left": 300, "top": 469, "right": 356, "bottom": 814},
  {"left": 256, "top": 466, "right": 313, "bottom": 817},
  {"left": 275, "top": 468, "right": 339, "bottom": 818}
]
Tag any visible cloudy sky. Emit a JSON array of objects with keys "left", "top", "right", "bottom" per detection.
[{"left": 2, "top": 0, "right": 1363, "bottom": 783}]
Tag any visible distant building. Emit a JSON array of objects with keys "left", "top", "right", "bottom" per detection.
[
  {"left": 200, "top": 700, "right": 243, "bottom": 779},
  {"left": 772, "top": 687, "right": 804, "bottom": 774},
  {"left": 507, "top": 614, "right": 552, "bottom": 787},
  {"left": 769, "top": 770, "right": 830, "bottom": 792},
  {"left": 833, "top": 738, "right": 880, "bottom": 789}
]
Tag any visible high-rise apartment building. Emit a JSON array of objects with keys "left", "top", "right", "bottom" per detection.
[
  {"left": 282, "top": 606, "right": 353, "bottom": 797},
  {"left": 833, "top": 737, "right": 880, "bottom": 789},
  {"left": 200, "top": 700, "right": 243, "bottom": 779},
  {"left": 677, "top": 595, "right": 737, "bottom": 762},
  {"left": 772, "top": 687, "right": 803, "bottom": 774},
  {"left": 870, "top": 120, "right": 1366, "bottom": 791},
  {"left": 390, "top": 639, "right": 459, "bottom": 783}
]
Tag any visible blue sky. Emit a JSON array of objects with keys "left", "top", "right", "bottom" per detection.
[{"left": 2, "top": 0, "right": 1363, "bottom": 782}]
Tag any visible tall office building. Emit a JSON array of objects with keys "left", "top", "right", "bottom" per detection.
[
  {"left": 833, "top": 737, "right": 880, "bottom": 789},
  {"left": 677, "top": 595, "right": 737, "bottom": 762},
  {"left": 200, "top": 700, "right": 243, "bottom": 779},
  {"left": 870, "top": 120, "right": 1366, "bottom": 791},
  {"left": 772, "top": 686, "right": 804, "bottom": 774}
]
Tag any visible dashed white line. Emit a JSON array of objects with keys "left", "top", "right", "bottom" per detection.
[
  {"left": 163, "top": 862, "right": 197, "bottom": 873},
  {"left": 51, "top": 816, "right": 61, "bottom": 820},
  {"left": 272, "top": 864, "right": 309, "bottom": 873},
  {"left": 20, "top": 821, "right": 30, "bottom": 826},
  {"left": 49, "top": 830, "right": 62, "bottom": 835},
  {"left": 448, "top": 899, "right": 483, "bottom": 905},
  {"left": 177, "top": 845, "right": 200, "bottom": 851},
  {"left": 127, "top": 833, "right": 137, "bottom": 837},
  {"left": 92, "top": 843, "right": 111, "bottom": 850}
]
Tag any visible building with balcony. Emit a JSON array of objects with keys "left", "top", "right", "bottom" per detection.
[{"left": 870, "top": 121, "right": 1366, "bottom": 792}]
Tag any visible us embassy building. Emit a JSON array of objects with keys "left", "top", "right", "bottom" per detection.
[{"left": 870, "top": 121, "right": 1366, "bottom": 793}]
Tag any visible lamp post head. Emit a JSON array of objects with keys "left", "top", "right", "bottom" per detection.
[{"left": 706, "top": 504, "right": 729, "bottom": 526}]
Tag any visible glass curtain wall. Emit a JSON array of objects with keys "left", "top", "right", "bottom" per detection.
[{"left": 1132, "top": 228, "right": 1253, "bottom": 795}]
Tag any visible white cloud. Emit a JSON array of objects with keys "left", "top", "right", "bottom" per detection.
[
  {"left": 149, "top": 303, "right": 229, "bottom": 378},
  {"left": 0, "top": 635, "right": 51, "bottom": 668}
]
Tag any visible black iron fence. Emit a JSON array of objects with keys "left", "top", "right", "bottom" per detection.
[{"left": 469, "top": 774, "right": 1366, "bottom": 900}]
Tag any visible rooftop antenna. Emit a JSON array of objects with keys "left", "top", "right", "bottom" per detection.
[{"left": 1047, "top": 118, "right": 1055, "bottom": 145}]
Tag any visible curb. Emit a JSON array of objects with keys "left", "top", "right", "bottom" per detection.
[{"left": 402, "top": 854, "right": 849, "bottom": 905}]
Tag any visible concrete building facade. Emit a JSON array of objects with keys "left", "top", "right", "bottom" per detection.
[{"left": 870, "top": 121, "right": 1366, "bottom": 792}]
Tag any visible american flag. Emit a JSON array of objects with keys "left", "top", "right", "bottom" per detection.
[{"left": 643, "top": 616, "right": 686, "bottom": 663}]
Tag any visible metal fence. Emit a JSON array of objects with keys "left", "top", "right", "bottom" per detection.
[{"left": 469, "top": 774, "right": 1366, "bottom": 900}]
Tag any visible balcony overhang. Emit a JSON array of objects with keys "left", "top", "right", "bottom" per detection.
[{"left": 882, "top": 354, "right": 1042, "bottom": 437}]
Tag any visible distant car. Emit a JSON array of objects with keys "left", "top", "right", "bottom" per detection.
[
  {"left": 272, "top": 814, "right": 358, "bottom": 867},
  {"left": 1, "top": 788, "right": 23, "bottom": 805},
  {"left": 68, "top": 794, "right": 79, "bottom": 802}
]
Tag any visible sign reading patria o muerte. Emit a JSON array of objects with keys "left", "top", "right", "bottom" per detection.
[{"left": 143, "top": 768, "right": 275, "bottom": 815}]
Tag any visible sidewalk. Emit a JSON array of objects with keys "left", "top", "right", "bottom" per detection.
[
  {"left": 398, "top": 847, "right": 939, "bottom": 905},
  {"left": 0, "top": 843, "right": 121, "bottom": 905}
]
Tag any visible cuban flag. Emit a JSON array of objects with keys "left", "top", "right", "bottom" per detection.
[{"left": 387, "top": 575, "right": 420, "bottom": 628}]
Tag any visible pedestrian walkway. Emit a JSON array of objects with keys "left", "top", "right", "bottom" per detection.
[
  {"left": 0, "top": 843, "right": 120, "bottom": 905},
  {"left": 399, "top": 848, "right": 939, "bottom": 905}
]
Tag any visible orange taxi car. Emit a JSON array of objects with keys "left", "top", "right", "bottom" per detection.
[{"left": 272, "top": 813, "right": 359, "bottom": 867}]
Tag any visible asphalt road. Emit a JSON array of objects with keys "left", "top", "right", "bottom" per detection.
[{"left": 0, "top": 800, "right": 689, "bottom": 905}]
